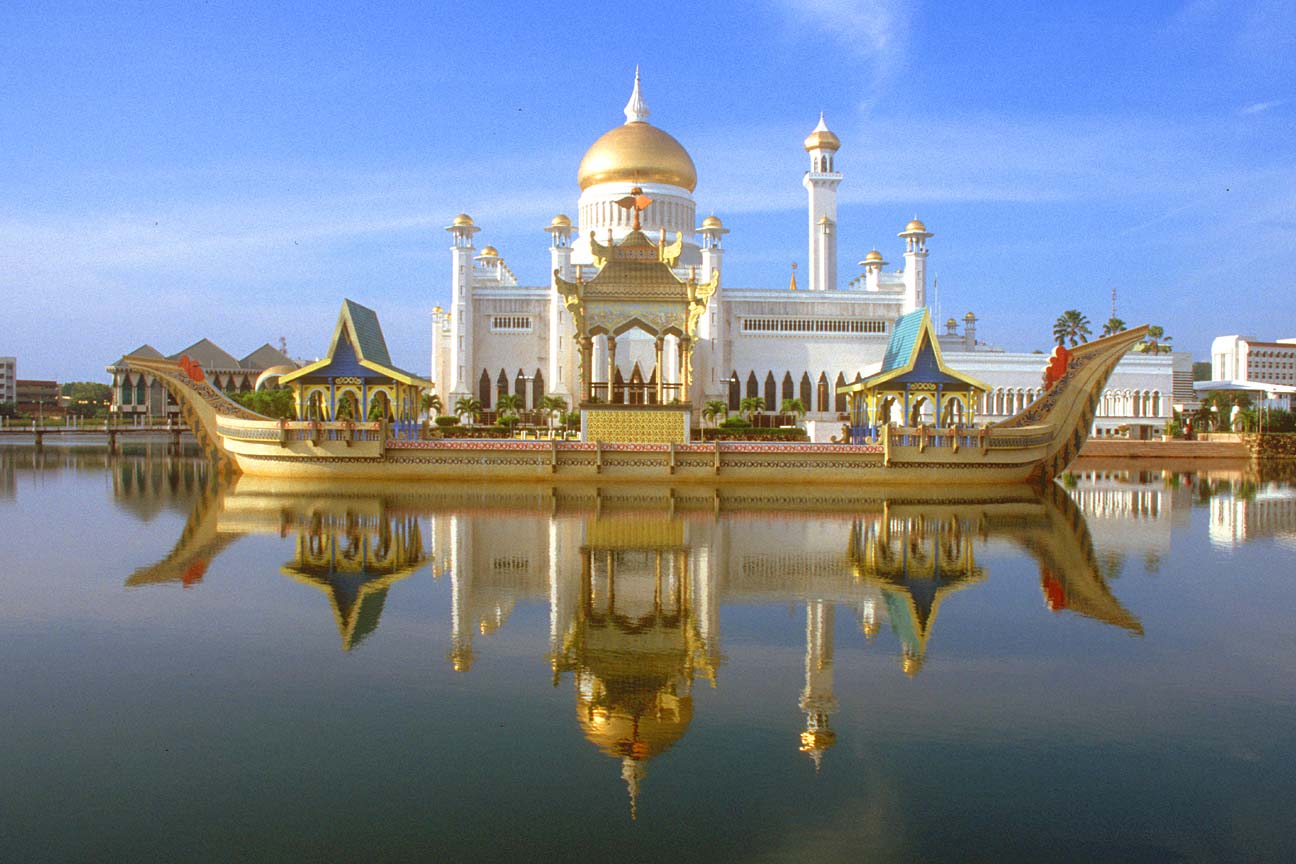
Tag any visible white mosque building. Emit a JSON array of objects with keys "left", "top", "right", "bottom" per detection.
[{"left": 431, "top": 71, "right": 1183, "bottom": 437}]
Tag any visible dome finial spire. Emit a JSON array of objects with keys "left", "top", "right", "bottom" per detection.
[{"left": 624, "top": 65, "right": 650, "bottom": 124}]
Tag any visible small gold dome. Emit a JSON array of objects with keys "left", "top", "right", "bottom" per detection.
[
  {"left": 903, "top": 218, "right": 928, "bottom": 234},
  {"left": 947, "top": 317, "right": 957, "bottom": 327},
  {"left": 550, "top": 214, "right": 572, "bottom": 227},
  {"left": 701, "top": 215, "right": 723, "bottom": 229},
  {"left": 864, "top": 249, "right": 884, "bottom": 263},
  {"left": 479, "top": 245, "right": 499, "bottom": 258},
  {"left": 804, "top": 114, "right": 841, "bottom": 152},
  {"left": 577, "top": 121, "right": 697, "bottom": 192},
  {"left": 451, "top": 213, "right": 474, "bottom": 227}
]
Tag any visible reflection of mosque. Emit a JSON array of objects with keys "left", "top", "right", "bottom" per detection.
[{"left": 127, "top": 480, "right": 1144, "bottom": 817}]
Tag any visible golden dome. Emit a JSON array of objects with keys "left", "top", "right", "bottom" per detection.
[
  {"left": 701, "top": 215, "right": 723, "bottom": 230},
  {"left": 451, "top": 213, "right": 474, "bottom": 227},
  {"left": 479, "top": 245, "right": 499, "bottom": 258},
  {"left": 863, "top": 249, "right": 884, "bottom": 263},
  {"left": 902, "top": 218, "right": 928, "bottom": 234},
  {"left": 550, "top": 213, "right": 572, "bottom": 227},
  {"left": 577, "top": 121, "right": 697, "bottom": 192},
  {"left": 577, "top": 688, "right": 693, "bottom": 761},
  {"left": 804, "top": 113, "right": 841, "bottom": 152}
]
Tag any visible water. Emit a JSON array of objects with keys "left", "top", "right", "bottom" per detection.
[{"left": 2, "top": 443, "right": 1294, "bottom": 863}]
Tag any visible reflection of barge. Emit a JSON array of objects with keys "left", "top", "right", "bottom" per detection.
[{"left": 117, "top": 319, "right": 1148, "bottom": 485}]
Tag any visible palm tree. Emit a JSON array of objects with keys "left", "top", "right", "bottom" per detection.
[
  {"left": 453, "top": 396, "right": 481, "bottom": 424},
  {"left": 421, "top": 393, "right": 442, "bottom": 420},
  {"left": 496, "top": 393, "right": 523, "bottom": 418},
  {"left": 1100, "top": 317, "right": 1127, "bottom": 337},
  {"left": 539, "top": 394, "right": 568, "bottom": 431},
  {"left": 780, "top": 397, "right": 807, "bottom": 424},
  {"left": 1138, "top": 325, "right": 1172, "bottom": 354},
  {"left": 702, "top": 400, "right": 728, "bottom": 427},
  {"left": 739, "top": 395, "right": 765, "bottom": 420},
  {"left": 1052, "top": 310, "right": 1092, "bottom": 347}
]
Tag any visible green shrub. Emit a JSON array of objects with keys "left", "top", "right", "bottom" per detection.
[
  {"left": 434, "top": 415, "right": 460, "bottom": 427},
  {"left": 718, "top": 416, "right": 752, "bottom": 429}
]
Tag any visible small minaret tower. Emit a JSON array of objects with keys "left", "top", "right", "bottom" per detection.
[
  {"left": 899, "top": 217, "right": 932, "bottom": 314},
  {"left": 546, "top": 214, "right": 576, "bottom": 400},
  {"left": 859, "top": 248, "right": 887, "bottom": 292},
  {"left": 799, "top": 599, "right": 838, "bottom": 771},
  {"left": 445, "top": 213, "right": 480, "bottom": 403},
  {"left": 696, "top": 214, "right": 729, "bottom": 401},
  {"left": 803, "top": 114, "right": 842, "bottom": 292}
]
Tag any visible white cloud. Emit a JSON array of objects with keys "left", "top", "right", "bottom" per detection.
[{"left": 1238, "top": 99, "right": 1284, "bottom": 115}]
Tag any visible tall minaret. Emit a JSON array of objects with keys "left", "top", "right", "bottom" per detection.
[
  {"left": 445, "top": 213, "right": 480, "bottom": 403},
  {"left": 546, "top": 214, "right": 576, "bottom": 401},
  {"left": 697, "top": 215, "right": 728, "bottom": 397},
  {"left": 899, "top": 218, "right": 932, "bottom": 315},
  {"left": 799, "top": 599, "right": 838, "bottom": 771},
  {"left": 803, "top": 114, "right": 842, "bottom": 292}
]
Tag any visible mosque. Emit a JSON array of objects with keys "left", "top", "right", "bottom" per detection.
[{"left": 431, "top": 71, "right": 1184, "bottom": 437}]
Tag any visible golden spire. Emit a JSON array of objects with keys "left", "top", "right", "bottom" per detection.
[{"left": 789, "top": 261, "right": 798, "bottom": 291}]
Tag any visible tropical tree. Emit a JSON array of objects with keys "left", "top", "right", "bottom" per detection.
[
  {"left": 539, "top": 394, "right": 568, "bottom": 431},
  {"left": 1052, "top": 310, "right": 1092, "bottom": 347},
  {"left": 1100, "top": 317, "right": 1127, "bottom": 337},
  {"left": 1137, "top": 325, "right": 1172, "bottom": 354},
  {"left": 739, "top": 395, "right": 765, "bottom": 420},
  {"left": 453, "top": 396, "right": 482, "bottom": 424},
  {"left": 780, "top": 397, "right": 807, "bottom": 423},
  {"left": 702, "top": 400, "right": 728, "bottom": 427},
  {"left": 421, "top": 392, "right": 442, "bottom": 419},
  {"left": 496, "top": 393, "right": 523, "bottom": 418}
]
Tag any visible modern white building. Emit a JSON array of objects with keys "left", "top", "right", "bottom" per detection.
[
  {"left": 0, "top": 356, "right": 15, "bottom": 405},
  {"left": 431, "top": 72, "right": 1174, "bottom": 435},
  {"left": 1196, "top": 334, "right": 1296, "bottom": 410}
]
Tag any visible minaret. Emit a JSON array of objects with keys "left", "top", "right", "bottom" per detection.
[
  {"left": 445, "top": 213, "right": 480, "bottom": 403},
  {"left": 799, "top": 599, "right": 838, "bottom": 771},
  {"left": 430, "top": 304, "right": 445, "bottom": 397},
  {"left": 546, "top": 214, "right": 576, "bottom": 401},
  {"left": 859, "top": 249, "right": 887, "bottom": 292},
  {"left": 803, "top": 114, "right": 842, "bottom": 292},
  {"left": 899, "top": 217, "right": 932, "bottom": 315},
  {"left": 697, "top": 215, "right": 729, "bottom": 397}
]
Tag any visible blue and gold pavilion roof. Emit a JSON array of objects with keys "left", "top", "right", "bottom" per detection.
[
  {"left": 280, "top": 299, "right": 431, "bottom": 388},
  {"left": 840, "top": 309, "right": 989, "bottom": 395}
]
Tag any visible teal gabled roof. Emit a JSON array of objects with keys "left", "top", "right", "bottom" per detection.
[
  {"left": 881, "top": 310, "right": 927, "bottom": 373},
  {"left": 343, "top": 300, "right": 393, "bottom": 367}
]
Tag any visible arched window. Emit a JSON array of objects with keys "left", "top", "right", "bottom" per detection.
[
  {"left": 800, "top": 372, "right": 812, "bottom": 408},
  {"left": 817, "top": 372, "right": 829, "bottom": 412},
  {"left": 782, "top": 371, "right": 794, "bottom": 404},
  {"left": 134, "top": 377, "right": 146, "bottom": 405},
  {"left": 746, "top": 371, "right": 758, "bottom": 400},
  {"left": 497, "top": 369, "right": 509, "bottom": 406},
  {"left": 532, "top": 370, "right": 544, "bottom": 407},
  {"left": 835, "top": 373, "right": 847, "bottom": 413},
  {"left": 479, "top": 369, "right": 492, "bottom": 409},
  {"left": 764, "top": 372, "right": 777, "bottom": 407},
  {"left": 515, "top": 369, "right": 526, "bottom": 406},
  {"left": 728, "top": 373, "right": 741, "bottom": 412}
]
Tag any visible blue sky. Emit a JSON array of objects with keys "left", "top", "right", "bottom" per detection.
[{"left": 2, "top": 0, "right": 1292, "bottom": 381}]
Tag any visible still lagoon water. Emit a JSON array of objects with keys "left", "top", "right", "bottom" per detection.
[{"left": 2, "top": 443, "right": 1294, "bottom": 862}]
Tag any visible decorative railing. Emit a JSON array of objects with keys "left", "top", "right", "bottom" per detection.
[{"left": 217, "top": 417, "right": 383, "bottom": 445}]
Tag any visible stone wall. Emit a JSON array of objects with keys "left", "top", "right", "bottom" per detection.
[{"left": 1240, "top": 433, "right": 1296, "bottom": 459}]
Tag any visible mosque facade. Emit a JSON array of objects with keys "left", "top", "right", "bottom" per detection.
[{"left": 431, "top": 72, "right": 1181, "bottom": 436}]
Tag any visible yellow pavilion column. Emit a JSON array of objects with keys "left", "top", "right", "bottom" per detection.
[
  {"left": 579, "top": 336, "right": 593, "bottom": 403},
  {"left": 654, "top": 337, "right": 664, "bottom": 404},
  {"left": 606, "top": 335, "right": 618, "bottom": 403},
  {"left": 679, "top": 336, "right": 692, "bottom": 401}
]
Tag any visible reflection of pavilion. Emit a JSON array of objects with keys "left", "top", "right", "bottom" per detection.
[
  {"left": 848, "top": 508, "right": 984, "bottom": 675},
  {"left": 553, "top": 513, "right": 719, "bottom": 819},
  {"left": 281, "top": 509, "right": 425, "bottom": 650}
]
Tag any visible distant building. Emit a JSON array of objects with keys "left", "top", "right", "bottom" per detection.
[
  {"left": 106, "top": 340, "right": 297, "bottom": 419},
  {"left": 16, "top": 379, "right": 62, "bottom": 416},
  {"left": 1195, "top": 334, "right": 1296, "bottom": 410},
  {"left": 0, "top": 356, "right": 14, "bottom": 404}
]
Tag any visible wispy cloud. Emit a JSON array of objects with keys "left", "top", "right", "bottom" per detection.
[
  {"left": 1238, "top": 99, "right": 1284, "bottom": 115},
  {"left": 769, "top": 0, "right": 911, "bottom": 104}
]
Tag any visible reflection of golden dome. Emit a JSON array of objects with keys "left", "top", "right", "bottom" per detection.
[
  {"left": 863, "top": 249, "right": 884, "bottom": 263},
  {"left": 800, "top": 727, "right": 837, "bottom": 754},
  {"left": 902, "top": 218, "right": 928, "bottom": 234},
  {"left": 577, "top": 121, "right": 697, "bottom": 192},
  {"left": 479, "top": 245, "right": 499, "bottom": 258},
  {"left": 550, "top": 213, "right": 572, "bottom": 227},
  {"left": 902, "top": 653, "right": 925, "bottom": 677},
  {"left": 451, "top": 213, "right": 474, "bottom": 227},
  {"left": 577, "top": 687, "right": 693, "bottom": 761}
]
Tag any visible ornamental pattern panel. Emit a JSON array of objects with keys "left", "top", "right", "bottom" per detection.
[{"left": 585, "top": 409, "right": 687, "bottom": 444}]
